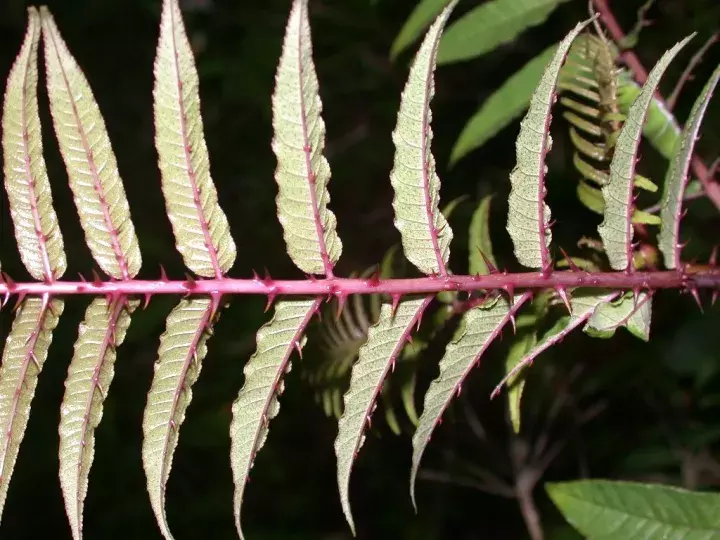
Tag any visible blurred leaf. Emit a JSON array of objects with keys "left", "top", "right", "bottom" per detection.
[
  {"left": 438, "top": 0, "right": 569, "bottom": 65},
  {"left": 548, "top": 480, "right": 720, "bottom": 538},
  {"left": 451, "top": 44, "right": 556, "bottom": 164},
  {"left": 468, "top": 195, "right": 495, "bottom": 275},
  {"left": 391, "top": 0, "right": 452, "bottom": 60}
]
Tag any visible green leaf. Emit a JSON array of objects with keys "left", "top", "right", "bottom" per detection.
[
  {"left": 547, "top": 480, "right": 720, "bottom": 538},
  {"left": 438, "top": 0, "right": 570, "bottom": 65},
  {"left": 507, "top": 20, "right": 592, "bottom": 270},
  {"left": 2, "top": 7, "right": 66, "bottom": 281},
  {"left": 391, "top": 0, "right": 452, "bottom": 60},
  {"left": 451, "top": 45, "right": 556, "bottom": 165},
  {"left": 336, "top": 297, "right": 431, "bottom": 534},
  {"left": 230, "top": 298, "right": 319, "bottom": 540},
  {"left": 59, "top": 298, "right": 137, "bottom": 540},
  {"left": 391, "top": 2, "right": 457, "bottom": 276},
  {"left": 584, "top": 292, "right": 652, "bottom": 341},
  {"left": 660, "top": 63, "right": 720, "bottom": 270},
  {"left": 272, "top": 0, "right": 342, "bottom": 276},
  {"left": 142, "top": 297, "right": 220, "bottom": 540},
  {"left": 577, "top": 180, "right": 662, "bottom": 225},
  {"left": 506, "top": 322, "right": 538, "bottom": 433},
  {"left": 411, "top": 293, "right": 531, "bottom": 506},
  {"left": 468, "top": 195, "right": 496, "bottom": 275},
  {"left": 0, "top": 297, "right": 64, "bottom": 520},
  {"left": 40, "top": 8, "right": 141, "bottom": 280},
  {"left": 153, "top": 0, "right": 236, "bottom": 277},
  {"left": 598, "top": 35, "right": 694, "bottom": 271}
]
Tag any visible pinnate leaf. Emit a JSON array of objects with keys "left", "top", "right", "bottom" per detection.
[
  {"left": 438, "top": 0, "right": 569, "bottom": 65},
  {"left": 659, "top": 63, "right": 720, "bottom": 270},
  {"left": 598, "top": 35, "right": 694, "bottom": 271},
  {"left": 272, "top": 0, "right": 342, "bottom": 276},
  {"left": 505, "top": 314, "right": 540, "bottom": 433},
  {"left": 336, "top": 297, "right": 431, "bottom": 534},
  {"left": 507, "top": 20, "right": 591, "bottom": 270},
  {"left": 41, "top": 8, "right": 141, "bottom": 280},
  {"left": 59, "top": 298, "right": 137, "bottom": 540},
  {"left": 451, "top": 44, "right": 557, "bottom": 165},
  {"left": 411, "top": 293, "right": 531, "bottom": 505},
  {"left": 142, "top": 296, "right": 220, "bottom": 540},
  {"left": 2, "top": 7, "right": 66, "bottom": 281},
  {"left": 391, "top": 1, "right": 457, "bottom": 276},
  {"left": 230, "top": 298, "right": 320, "bottom": 540},
  {"left": 547, "top": 480, "right": 720, "bottom": 538},
  {"left": 154, "top": 0, "right": 236, "bottom": 277},
  {"left": 0, "top": 296, "right": 64, "bottom": 519}
]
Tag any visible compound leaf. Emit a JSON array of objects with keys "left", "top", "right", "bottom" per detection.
[
  {"left": 142, "top": 297, "right": 220, "bottom": 540},
  {"left": 2, "top": 7, "right": 66, "bottom": 281},
  {"left": 153, "top": 0, "right": 236, "bottom": 277},
  {"left": 231, "top": 298, "right": 320, "bottom": 540},
  {"left": 272, "top": 0, "right": 342, "bottom": 276},
  {"left": 507, "top": 20, "right": 591, "bottom": 270},
  {"left": 585, "top": 292, "right": 652, "bottom": 341},
  {"left": 41, "top": 8, "right": 141, "bottom": 280},
  {"left": 391, "top": 2, "right": 457, "bottom": 276},
  {"left": 59, "top": 298, "right": 137, "bottom": 540},
  {"left": 598, "top": 35, "right": 694, "bottom": 271},
  {"left": 336, "top": 297, "right": 431, "bottom": 534},
  {"left": 659, "top": 63, "right": 720, "bottom": 270},
  {"left": 0, "top": 296, "right": 64, "bottom": 519}
]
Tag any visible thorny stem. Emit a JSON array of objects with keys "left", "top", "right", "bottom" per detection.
[
  {"left": 591, "top": 0, "right": 720, "bottom": 211},
  {"left": 0, "top": 270, "right": 718, "bottom": 300},
  {"left": 667, "top": 31, "right": 719, "bottom": 111}
]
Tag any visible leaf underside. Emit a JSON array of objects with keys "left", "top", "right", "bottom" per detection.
[
  {"left": 547, "top": 480, "right": 720, "bottom": 538},
  {"left": 336, "top": 297, "right": 431, "bottom": 534},
  {"left": 411, "top": 293, "right": 530, "bottom": 505},
  {"left": 2, "top": 7, "right": 66, "bottom": 281},
  {"left": 0, "top": 297, "right": 64, "bottom": 519},
  {"left": 272, "top": 0, "right": 342, "bottom": 276},
  {"left": 154, "top": 0, "right": 236, "bottom": 277},
  {"left": 41, "top": 8, "right": 141, "bottom": 280},
  {"left": 59, "top": 298, "right": 137, "bottom": 540},
  {"left": 598, "top": 35, "right": 694, "bottom": 271},
  {"left": 659, "top": 63, "right": 720, "bottom": 270},
  {"left": 230, "top": 298, "right": 319, "bottom": 540},
  {"left": 507, "top": 19, "right": 591, "bottom": 270},
  {"left": 142, "top": 297, "right": 218, "bottom": 540},
  {"left": 391, "top": 1, "right": 457, "bottom": 276},
  {"left": 585, "top": 291, "right": 652, "bottom": 341}
]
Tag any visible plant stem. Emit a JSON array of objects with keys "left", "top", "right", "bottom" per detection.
[
  {"left": 592, "top": 0, "right": 720, "bottom": 211},
  {"left": 0, "top": 270, "right": 717, "bottom": 298}
]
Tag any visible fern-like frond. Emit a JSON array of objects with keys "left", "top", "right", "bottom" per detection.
[
  {"left": 2, "top": 7, "right": 66, "bottom": 281},
  {"left": 59, "top": 298, "right": 138, "bottom": 540},
  {"left": 659, "top": 63, "right": 720, "bottom": 270},
  {"left": 598, "top": 35, "right": 694, "bottom": 271},
  {"left": 153, "top": 0, "right": 235, "bottom": 278},
  {"left": 585, "top": 291, "right": 651, "bottom": 341},
  {"left": 507, "top": 19, "right": 592, "bottom": 271},
  {"left": 0, "top": 296, "right": 64, "bottom": 519},
  {"left": 230, "top": 298, "right": 320, "bottom": 540},
  {"left": 390, "top": 1, "right": 456, "bottom": 276},
  {"left": 335, "top": 297, "right": 432, "bottom": 534},
  {"left": 272, "top": 0, "right": 342, "bottom": 276},
  {"left": 410, "top": 292, "right": 532, "bottom": 506},
  {"left": 40, "top": 8, "right": 141, "bottom": 280},
  {"left": 142, "top": 296, "right": 220, "bottom": 540}
]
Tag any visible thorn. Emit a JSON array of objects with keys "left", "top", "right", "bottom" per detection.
[
  {"left": 391, "top": 294, "right": 402, "bottom": 316},
  {"left": 293, "top": 339, "right": 303, "bottom": 359},
  {"left": 555, "top": 287, "right": 572, "bottom": 314},
  {"left": 184, "top": 273, "right": 197, "bottom": 290},
  {"left": 252, "top": 270, "right": 260, "bottom": 282},
  {"left": 502, "top": 285, "right": 515, "bottom": 304},
  {"left": 632, "top": 285, "right": 642, "bottom": 308},
  {"left": 13, "top": 292, "right": 27, "bottom": 311},
  {"left": 559, "top": 248, "right": 581, "bottom": 272},
  {"left": 367, "top": 268, "right": 381, "bottom": 287},
  {"left": 406, "top": 333, "right": 414, "bottom": 345},
  {"left": 541, "top": 261, "right": 553, "bottom": 278},
  {"left": 709, "top": 246, "right": 718, "bottom": 268},
  {"left": 711, "top": 289, "right": 718, "bottom": 307},
  {"left": 78, "top": 273, "right": 87, "bottom": 282},
  {"left": 478, "top": 250, "right": 498, "bottom": 274},
  {"left": 264, "top": 288, "right": 277, "bottom": 313},
  {"left": 390, "top": 359, "right": 395, "bottom": 373},
  {"left": 262, "top": 268, "right": 273, "bottom": 286},
  {"left": 29, "top": 351, "right": 40, "bottom": 370},
  {"left": 509, "top": 313, "right": 517, "bottom": 334},
  {"left": 143, "top": 293, "right": 152, "bottom": 310},
  {"left": 159, "top": 265, "right": 169, "bottom": 282},
  {"left": 335, "top": 293, "right": 347, "bottom": 320},
  {"left": 688, "top": 287, "right": 704, "bottom": 313}
]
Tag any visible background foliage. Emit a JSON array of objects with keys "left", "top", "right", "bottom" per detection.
[{"left": 0, "top": 0, "right": 718, "bottom": 538}]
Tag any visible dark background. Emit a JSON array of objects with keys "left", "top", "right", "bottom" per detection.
[{"left": 0, "top": 0, "right": 719, "bottom": 538}]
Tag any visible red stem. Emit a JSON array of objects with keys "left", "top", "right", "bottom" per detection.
[
  {"left": 591, "top": 0, "right": 720, "bottom": 211},
  {"left": 1, "top": 270, "right": 718, "bottom": 298}
]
